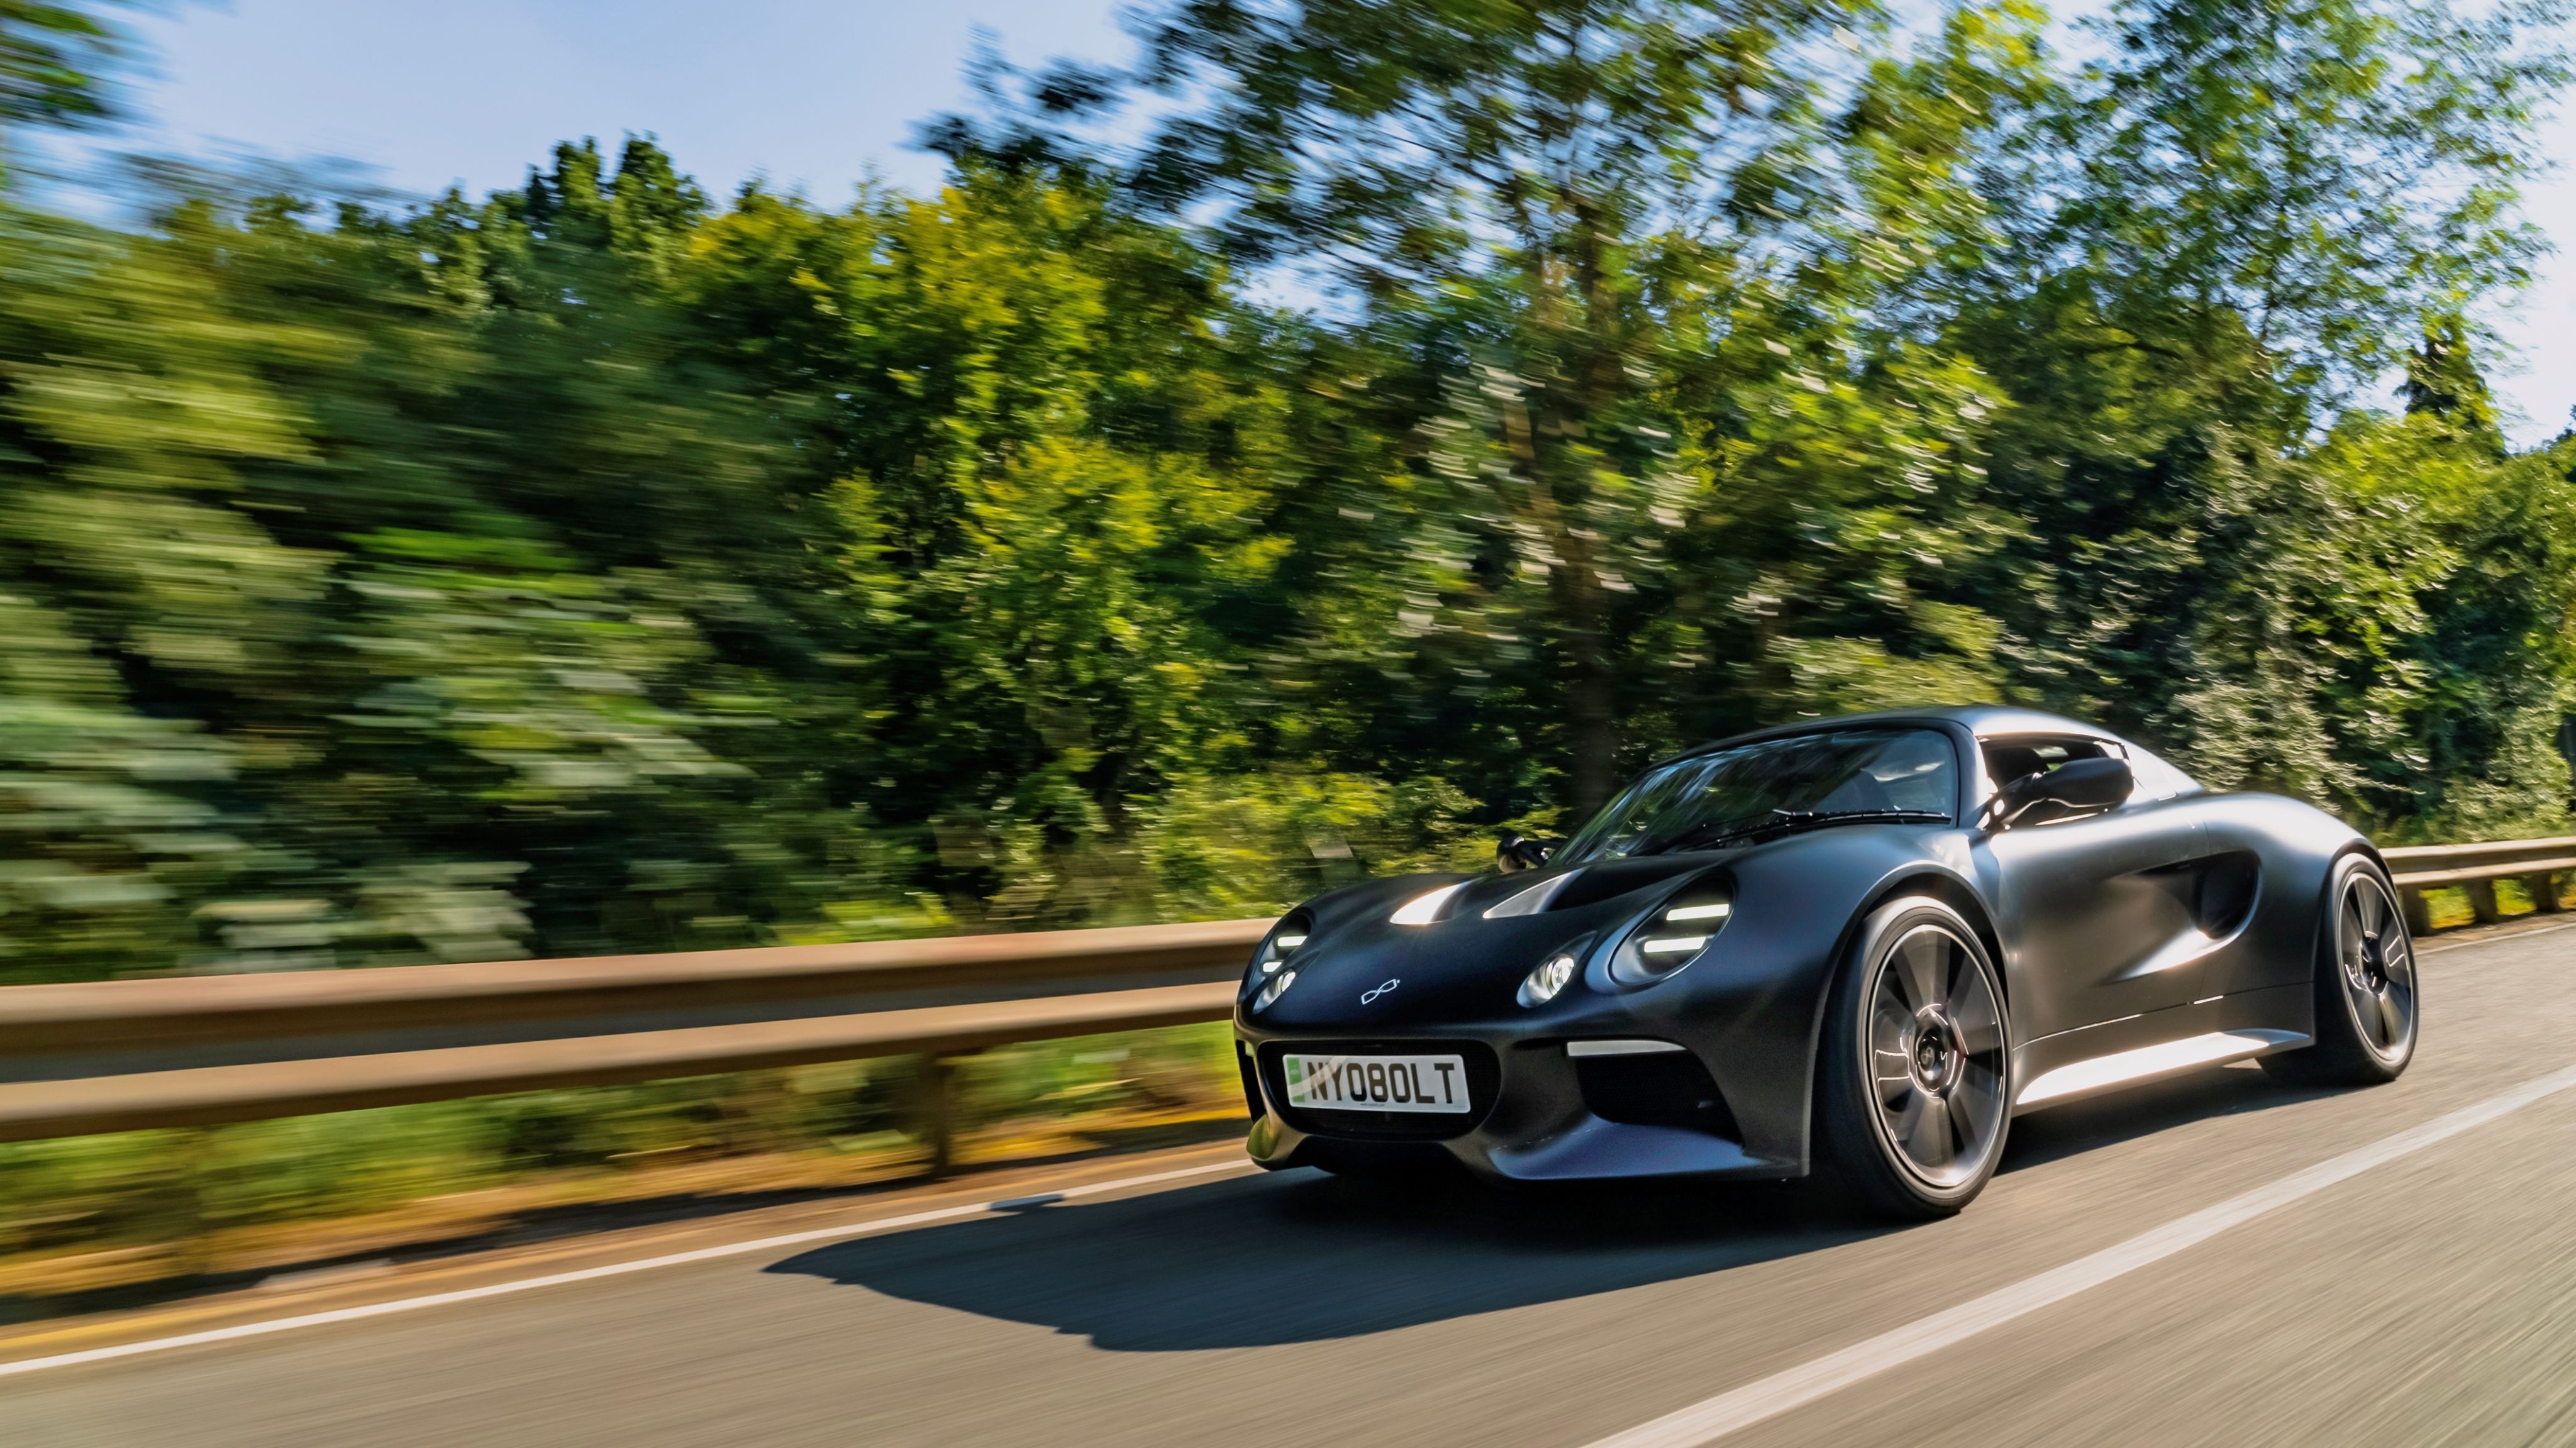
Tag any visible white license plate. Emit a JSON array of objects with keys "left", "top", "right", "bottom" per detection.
[{"left": 1282, "top": 1053, "right": 1470, "bottom": 1114}]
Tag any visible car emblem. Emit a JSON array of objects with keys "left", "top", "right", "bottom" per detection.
[{"left": 1360, "top": 978, "right": 1400, "bottom": 1005}]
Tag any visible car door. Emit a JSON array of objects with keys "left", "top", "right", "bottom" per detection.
[{"left": 1974, "top": 735, "right": 2211, "bottom": 1040}]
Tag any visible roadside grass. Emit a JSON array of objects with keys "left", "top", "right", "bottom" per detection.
[
  {"left": 0, "top": 1022, "right": 1244, "bottom": 1311},
  {"left": 2421, "top": 876, "right": 2572, "bottom": 930}
]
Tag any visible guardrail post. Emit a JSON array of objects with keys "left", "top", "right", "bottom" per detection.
[
  {"left": 2526, "top": 872, "right": 2565, "bottom": 914},
  {"left": 2463, "top": 878, "right": 2502, "bottom": 926},
  {"left": 150, "top": 1127, "right": 214, "bottom": 1279},
  {"left": 2399, "top": 886, "right": 2434, "bottom": 937},
  {"left": 916, "top": 1052, "right": 977, "bottom": 1178}
]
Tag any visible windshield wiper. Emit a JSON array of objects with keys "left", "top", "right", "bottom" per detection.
[
  {"left": 1643, "top": 808, "right": 1950, "bottom": 855},
  {"left": 1631, "top": 810, "right": 1772, "bottom": 856}
]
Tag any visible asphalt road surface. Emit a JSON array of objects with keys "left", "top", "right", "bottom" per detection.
[{"left": 11, "top": 920, "right": 2576, "bottom": 1447}]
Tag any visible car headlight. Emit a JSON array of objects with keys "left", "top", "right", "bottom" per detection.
[
  {"left": 1246, "top": 914, "right": 1313, "bottom": 1009},
  {"left": 1252, "top": 918, "right": 1310, "bottom": 978},
  {"left": 1609, "top": 877, "right": 1735, "bottom": 985},
  {"left": 1519, "top": 951, "right": 1579, "bottom": 1007}
]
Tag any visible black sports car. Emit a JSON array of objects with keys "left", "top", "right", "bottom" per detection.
[{"left": 1232, "top": 706, "right": 2418, "bottom": 1217}]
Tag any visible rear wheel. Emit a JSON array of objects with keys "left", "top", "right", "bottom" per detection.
[
  {"left": 1815, "top": 898, "right": 2011, "bottom": 1219},
  {"left": 2261, "top": 855, "right": 2418, "bottom": 1086}
]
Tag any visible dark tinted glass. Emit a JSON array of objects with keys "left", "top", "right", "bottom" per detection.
[{"left": 1557, "top": 729, "right": 1957, "bottom": 863}]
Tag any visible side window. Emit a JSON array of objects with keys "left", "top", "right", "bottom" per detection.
[
  {"left": 2122, "top": 743, "right": 2203, "bottom": 800},
  {"left": 1980, "top": 734, "right": 2128, "bottom": 825}
]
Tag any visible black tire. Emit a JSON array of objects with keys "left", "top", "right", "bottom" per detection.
[
  {"left": 1814, "top": 897, "right": 2011, "bottom": 1220},
  {"left": 2260, "top": 854, "right": 2418, "bottom": 1086}
]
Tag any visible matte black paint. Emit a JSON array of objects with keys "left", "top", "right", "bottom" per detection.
[{"left": 1234, "top": 706, "right": 2368, "bottom": 1183}]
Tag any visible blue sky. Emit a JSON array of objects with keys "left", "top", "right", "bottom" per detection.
[
  {"left": 105, "top": 0, "right": 1128, "bottom": 201},
  {"left": 91, "top": 0, "right": 2576, "bottom": 445}
]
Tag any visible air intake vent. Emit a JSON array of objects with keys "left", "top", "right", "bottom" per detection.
[{"left": 1577, "top": 1049, "right": 1740, "bottom": 1139}]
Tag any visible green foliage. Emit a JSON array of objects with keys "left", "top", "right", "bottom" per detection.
[
  {"left": 0, "top": 0, "right": 2570, "bottom": 988},
  {"left": 0, "top": 0, "right": 127, "bottom": 137},
  {"left": 1946, "top": 0, "right": 2570, "bottom": 817},
  {"left": 1116, "top": 0, "right": 2046, "bottom": 812}
]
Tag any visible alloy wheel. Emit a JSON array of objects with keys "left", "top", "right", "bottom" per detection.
[
  {"left": 2338, "top": 870, "right": 2417, "bottom": 1059},
  {"left": 1865, "top": 923, "right": 2007, "bottom": 1190}
]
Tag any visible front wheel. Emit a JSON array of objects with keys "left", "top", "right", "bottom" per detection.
[
  {"left": 2261, "top": 855, "right": 2418, "bottom": 1086},
  {"left": 1814, "top": 898, "right": 2011, "bottom": 1220}
]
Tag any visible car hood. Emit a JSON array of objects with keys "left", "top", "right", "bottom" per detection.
[{"left": 1248, "top": 851, "right": 1735, "bottom": 1031}]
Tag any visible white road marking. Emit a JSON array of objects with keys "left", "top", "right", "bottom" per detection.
[
  {"left": 1581, "top": 1059, "right": 2576, "bottom": 1448},
  {"left": 0, "top": 1159, "right": 1252, "bottom": 1380}
]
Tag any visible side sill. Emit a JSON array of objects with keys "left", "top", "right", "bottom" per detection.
[{"left": 2013, "top": 1028, "right": 2307, "bottom": 1113}]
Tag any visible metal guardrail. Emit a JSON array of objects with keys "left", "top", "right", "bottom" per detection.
[
  {"left": 2381, "top": 836, "right": 2576, "bottom": 936},
  {"left": 0, "top": 834, "right": 2563, "bottom": 1151},
  {"left": 0, "top": 919, "right": 1274, "bottom": 1156}
]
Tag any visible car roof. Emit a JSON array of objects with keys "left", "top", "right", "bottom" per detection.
[{"left": 1667, "top": 705, "right": 2119, "bottom": 763}]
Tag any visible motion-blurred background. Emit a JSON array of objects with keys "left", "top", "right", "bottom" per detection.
[{"left": 1, "top": 0, "right": 2573, "bottom": 1299}]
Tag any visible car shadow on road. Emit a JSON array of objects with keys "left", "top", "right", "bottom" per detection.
[
  {"left": 768, "top": 1168, "right": 1870, "bottom": 1351},
  {"left": 769, "top": 1061, "right": 2334, "bottom": 1351}
]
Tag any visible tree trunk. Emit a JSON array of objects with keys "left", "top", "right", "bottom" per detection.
[
  {"left": 1563, "top": 591, "right": 1619, "bottom": 817},
  {"left": 1503, "top": 390, "right": 1620, "bottom": 818}
]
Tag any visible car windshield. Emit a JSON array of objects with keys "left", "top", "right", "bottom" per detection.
[{"left": 1556, "top": 728, "right": 1959, "bottom": 863}]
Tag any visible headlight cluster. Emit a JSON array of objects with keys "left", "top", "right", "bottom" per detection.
[
  {"left": 1519, "top": 950, "right": 1579, "bottom": 1007},
  {"left": 1248, "top": 915, "right": 1312, "bottom": 1010},
  {"left": 1609, "top": 877, "right": 1735, "bottom": 985}
]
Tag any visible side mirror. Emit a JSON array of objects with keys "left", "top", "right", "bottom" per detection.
[
  {"left": 1497, "top": 832, "right": 1556, "bottom": 873},
  {"left": 1992, "top": 756, "right": 2133, "bottom": 827}
]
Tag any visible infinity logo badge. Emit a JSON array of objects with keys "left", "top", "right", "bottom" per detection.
[{"left": 1360, "top": 979, "right": 1400, "bottom": 1005}]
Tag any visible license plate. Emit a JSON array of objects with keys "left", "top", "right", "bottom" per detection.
[{"left": 1282, "top": 1053, "right": 1470, "bottom": 1114}]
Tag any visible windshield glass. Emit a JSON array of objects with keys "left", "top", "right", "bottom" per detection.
[{"left": 1557, "top": 728, "right": 1958, "bottom": 863}]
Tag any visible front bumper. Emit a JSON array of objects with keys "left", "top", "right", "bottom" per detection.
[{"left": 1233, "top": 1024, "right": 1799, "bottom": 1182}]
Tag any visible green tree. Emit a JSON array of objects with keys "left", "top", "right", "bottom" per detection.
[
  {"left": 1953, "top": 0, "right": 2567, "bottom": 812},
  {"left": 1129, "top": 0, "right": 2038, "bottom": 815},
  {"left": 0, "top": 0, "right": 126, "bottom": 139},
  {"left": 1, "top": 0, "right": 2573, "bottom": 990},
  {"left": 680, "top": 163, "right": 1306, "bottom": 922}
]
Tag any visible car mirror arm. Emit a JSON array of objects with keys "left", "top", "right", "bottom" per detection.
[
  {"left": 1981, "top": 771, "right": 2045, "bottom": 831},
  {"left": 1983, "top": 757, "right": 2135, "bottom": 830}
]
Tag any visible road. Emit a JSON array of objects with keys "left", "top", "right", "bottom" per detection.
[{"left": 9, "top": 921, "right": 2576, "bottom": 1447}]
